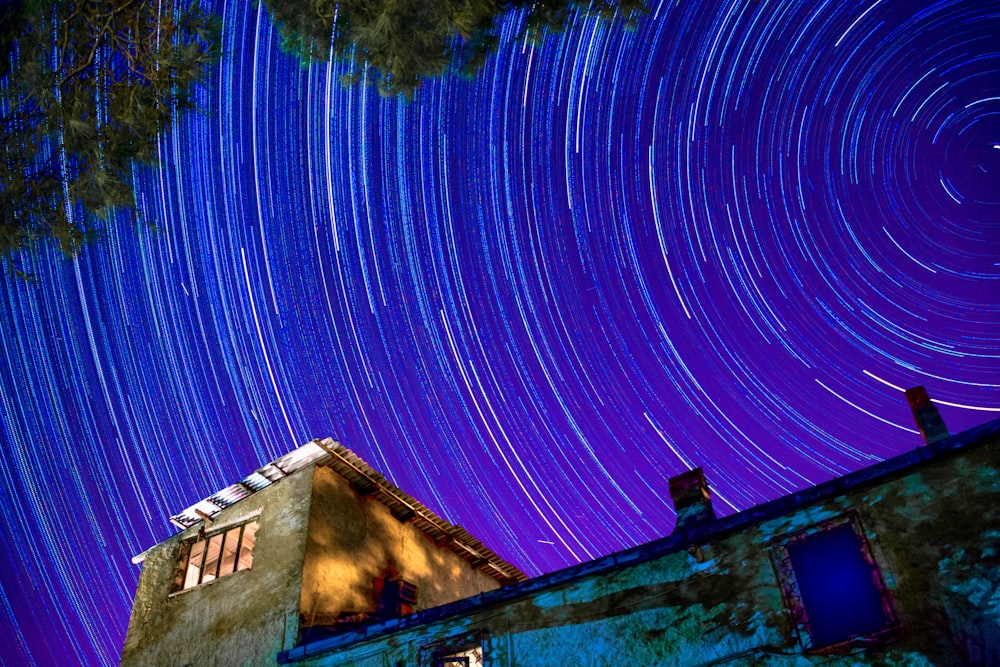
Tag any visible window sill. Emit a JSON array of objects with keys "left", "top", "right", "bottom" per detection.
[
  {"left": 169, "top": 568, "right": 249, "bottom": 597},
  {"left": 805, "top": 625, "right": 902, "bottom": 655}
]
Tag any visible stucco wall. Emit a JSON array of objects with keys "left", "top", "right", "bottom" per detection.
[
  {"left": 299, "top": 464, "right": 503, "bottom": 629},
  {"left": 287, "top": 434, "right": 1000, "bottom": 666},
  {"left": 121, "top": 466, "right": 314, "bottom": 667}
]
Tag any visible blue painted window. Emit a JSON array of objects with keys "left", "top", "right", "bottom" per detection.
[
  {"left": 786, "top": 523, "right": 892, "bottom": 647},
  {"left": 772, "top": 514, "right": 897, "bottom": 651}
]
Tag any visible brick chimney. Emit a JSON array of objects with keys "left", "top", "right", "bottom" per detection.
[
  {"left": 669, "top": 468, "right": 716, "bottom": 532},
  {"left": 905, "top": 385, "right": 949, "bottom": 445}
]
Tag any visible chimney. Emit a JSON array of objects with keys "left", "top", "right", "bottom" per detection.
[
  {"left": 669, "top": 468, "right": 716, "bottom": 532},
  {"left": 905, "top": 386, "right": 949, "bottom": 445}
]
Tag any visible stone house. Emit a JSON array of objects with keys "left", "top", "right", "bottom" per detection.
[
  {"left": 122, "top": 388, "right": 1000, "bottom": 666},
  {"left": 120, "top": 440, "right": 526, "bottom": 667}
]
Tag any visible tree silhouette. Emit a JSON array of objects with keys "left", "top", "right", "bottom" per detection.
[
  {"left": 0, "top": 0, "right": 220, "bottom": 269},
  {"left": 260, "top": 0, "right": 646, "bottom": 98}
]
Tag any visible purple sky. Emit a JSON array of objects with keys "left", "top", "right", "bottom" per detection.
[{"left": 0, "top": 0, "right": 997, "bottom": 664}]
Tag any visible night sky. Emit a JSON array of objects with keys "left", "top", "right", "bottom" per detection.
[{"left": 1, "top": 0, "right": 998, "bottom": 664}]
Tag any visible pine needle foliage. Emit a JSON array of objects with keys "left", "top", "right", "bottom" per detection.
[
  {"left": 261, "top": 0, "right": 646, "bottom": 98},
  {"left": 0, "top": 0, "right": 221, "bottom": 267}
]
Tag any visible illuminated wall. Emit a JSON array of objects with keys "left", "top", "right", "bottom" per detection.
[
  {"left": 299, "top": 464, "right": 506, "bottom": 631},
  {"left": 121, "top": 455, "right": 509, "bottom": 666}
]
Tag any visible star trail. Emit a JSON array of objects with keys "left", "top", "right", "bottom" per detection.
[{"left": 1, "top": 0, "right": 998, "bottom": 664}]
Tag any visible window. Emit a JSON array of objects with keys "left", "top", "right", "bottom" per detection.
[
  {"left": 420, "top": 632, "right": 485, "bottom": 667},
  {"left": 772, "top": 513, "right": 897, "bottom": 651},
  {"left": 436, "top": 647, "right": 482, "bottom": 667},
  {"left": 172, "top": 520, "right": 258, "bottom": 592},
  {"left": 376, "top": 577, "right": 418, "bottom": 618}
]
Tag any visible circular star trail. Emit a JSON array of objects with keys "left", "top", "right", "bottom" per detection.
[{"left": 0, "top": 0, "right": 997, "bottom": 664}]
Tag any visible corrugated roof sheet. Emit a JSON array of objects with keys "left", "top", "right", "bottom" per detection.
[{"left": 168, "top": 441, "right": 329, "bottom": 529}]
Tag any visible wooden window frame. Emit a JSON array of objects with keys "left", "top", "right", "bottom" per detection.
[
  {"left": 420, "top": 630, "right": 487, "bottom": 667},
  {"left": 170, "top": 519, "right": 259, "bottom": 593},
  {"left": 770, "top": 511, "right": 899, "bottom": 652}
]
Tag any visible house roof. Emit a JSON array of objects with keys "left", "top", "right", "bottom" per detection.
[
  {"left": 312, "top": 438, "right": 527, "bottom": 584},
  {"left": 278, "top": 416, "right": 1000, "bottom": 663},
  {"left": 167, "top": 441, "right": 330, "bottom": 530},
  {"left": 155, "top": 438, "right": 527, "bottom": 584}
]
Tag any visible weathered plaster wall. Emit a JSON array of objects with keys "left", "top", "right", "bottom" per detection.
[
  {"left": 499, "top": 541, "right": 789, "bottom": 667},
  {"left": 121, "top": 467, "right": 313, "bottom": 667},
  {"left": 289, "top": 435, "right": 999, "bottom": 667},
  {"left": 299, "top": 464, "right": 502, "bottom": 628},
  {"left": 848, "top": 444, "right": 1000, "bottom": 664}
]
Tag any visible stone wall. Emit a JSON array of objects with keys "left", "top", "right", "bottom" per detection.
[{"left": 284, "top": 431, "right": 1000, "bottom": 666}]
